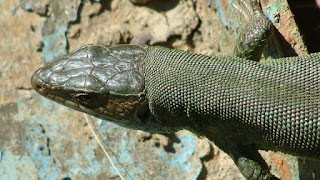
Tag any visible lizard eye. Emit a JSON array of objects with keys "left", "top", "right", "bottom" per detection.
[
  {"left": 73, "top": 92, "right": 108, "bottom": 109},
  {"left": 74, "top": 93, "right": 94, "bottom": 104},
  {"left": 78, "top": 94, "right": 94, "bottom": 103}
]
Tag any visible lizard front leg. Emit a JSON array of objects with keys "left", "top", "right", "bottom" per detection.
[
  {"left": 227, "top": 0, "right": 277, "bottom": 179},
  {"left": 226, "top": 146, "right": 279, "bottom": 180},
  {"left": 233, "top": 0, "right": 273, "bottom": 61}
]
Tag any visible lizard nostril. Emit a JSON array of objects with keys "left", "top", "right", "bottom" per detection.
[
  {"left": 31, "top": 73, "right": 47, "bottom": 93},
  {"left": 36, "top": 85, "right": 43, "bottom": 91}
]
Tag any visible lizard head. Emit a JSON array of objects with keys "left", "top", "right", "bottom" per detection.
[{"left": 31, "top": 44, "right": 157, "bottom": 131}]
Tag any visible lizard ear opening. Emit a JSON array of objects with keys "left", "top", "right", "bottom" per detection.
[{"left": 136, "top": 99, "right": 151, "bottom": 120}]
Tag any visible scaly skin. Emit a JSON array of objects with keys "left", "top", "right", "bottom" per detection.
[
  {"left": 30, "top": 0, "right": 319, "bottom": 179},
  {"left": 31, "top": 44, "right": 320, "bottom": 179}
]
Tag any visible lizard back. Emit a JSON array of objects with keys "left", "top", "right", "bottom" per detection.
[{"left": 144, "top": 46, "right": 320, "bottom": 159}]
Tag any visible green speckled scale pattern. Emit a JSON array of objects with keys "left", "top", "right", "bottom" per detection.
[{"left": 144, "top": 46, "right": 320, "bottom": 159}]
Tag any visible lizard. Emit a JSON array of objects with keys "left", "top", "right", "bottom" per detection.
[{"left": 30, "top": 0, "right": 320, "bottom": 179}]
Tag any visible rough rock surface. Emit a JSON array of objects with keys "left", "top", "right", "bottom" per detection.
[{"left": 0, "top": 0, "right": 318, "bottom": 179}]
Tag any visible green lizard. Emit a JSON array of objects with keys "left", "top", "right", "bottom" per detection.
[{"left": 31, "top": 0, "right": 320, "bottom": 179}]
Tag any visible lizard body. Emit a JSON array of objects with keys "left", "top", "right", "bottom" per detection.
[{"left": 31, "top": 0, "right": 319, "bottom": 179}]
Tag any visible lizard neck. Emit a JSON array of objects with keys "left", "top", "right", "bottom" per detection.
[{"left": 142, "top": 46, "right": 228, "bottom": 132}]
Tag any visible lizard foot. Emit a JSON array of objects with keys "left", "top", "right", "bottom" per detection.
[
  {"left": 232, "top": 0, "right": 273, "bottom": 61},
  {"left": 238, "top": 157, "right": 279, "bottom": 180},
  {"left": 226, "top": 146, "right": 280, "bottom": 180}
]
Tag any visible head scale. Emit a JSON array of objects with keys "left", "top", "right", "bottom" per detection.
[{"left": 31, "top": 44, "right": 153, "bottom": 129}]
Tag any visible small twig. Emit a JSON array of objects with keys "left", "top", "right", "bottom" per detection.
[{"left": 85, "top": 114, "right": 132, "bottom": 180}]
